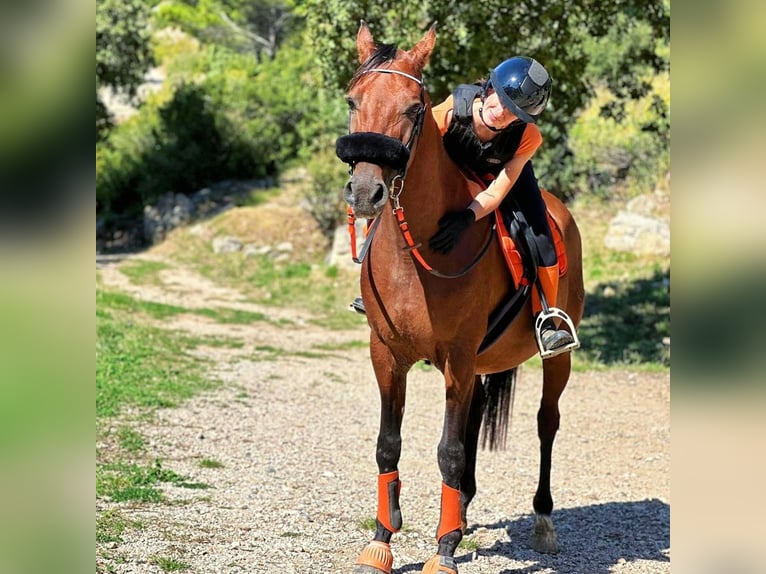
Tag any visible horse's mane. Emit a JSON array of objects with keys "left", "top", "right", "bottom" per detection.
[{"left": 347, "top": 43, "right": 399, "bottom": 90}]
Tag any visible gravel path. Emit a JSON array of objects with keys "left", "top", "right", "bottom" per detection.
[{"left": 97, "top": 257, "right": 670, "bottom": 574}]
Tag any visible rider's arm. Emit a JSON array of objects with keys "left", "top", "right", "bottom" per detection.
[
  {"left": 466, "top": 123, "right": 542, "bottom": 221},
  {"left": 467, "top": 154, "right": 531, "bottom": 220}
]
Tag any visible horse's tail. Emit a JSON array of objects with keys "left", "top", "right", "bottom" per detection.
[{"left": 480, "top": 368, "right": 517, "bottom": 451}]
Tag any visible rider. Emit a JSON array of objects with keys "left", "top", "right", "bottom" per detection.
[{"left": 352, "top": 56, "right": 577, "bottom": 357}]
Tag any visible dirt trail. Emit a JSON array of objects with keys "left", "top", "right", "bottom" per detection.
[{"left": 97, "top": 255, "right": 670, "bottom": 574}]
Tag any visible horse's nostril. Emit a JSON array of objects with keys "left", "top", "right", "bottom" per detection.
[
  {"left": 372, "top": 184, "right": 385, "bottom": 206},
  {"left": 343, "top": 181, "right": 354, "bottom": 204}
]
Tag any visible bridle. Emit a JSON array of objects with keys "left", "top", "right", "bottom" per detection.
[{"left": 336, "top": 67, "right": 494, "bottom": 279}]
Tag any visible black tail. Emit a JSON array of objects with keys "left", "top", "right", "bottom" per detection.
[{"left": 480, "top": 368, "right": 517, "bottom": 451}]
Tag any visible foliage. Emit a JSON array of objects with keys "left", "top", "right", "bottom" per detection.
[
  {"left": 96, "top": 45, "right": 267, "bottom": 219},
  {"left": 154, "top": 0, "right": 298, "bottom": 60},
  {"left": 569, "top": 73, "right": 670, "bottom": 199},
  {"left": 305, "top": 139, "right": 350, "bottom": 238},
  {"left": 96, "top": 0, "right": 154, "bottom": 139},
  {"left": 299, "top": 0, "right": 669, "bottom": 197},
  {"left": 97, "top": 28, "right": 347, "bottom": 230},
  {"left": 568, "top": 10, "right": 670, "bottom": 198}
]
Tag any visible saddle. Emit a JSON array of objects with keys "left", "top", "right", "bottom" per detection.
[{"left": 478, "top": 196, "right": 568, "bottom": 354}]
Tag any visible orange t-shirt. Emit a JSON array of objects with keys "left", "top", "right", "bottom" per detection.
[{"left": 431, "top": 94, "right": 542, "bottom": 160}]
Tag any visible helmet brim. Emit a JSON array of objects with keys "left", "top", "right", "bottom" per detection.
[{"left": 489, "top": 69, "right": 538, "bottom": 124}]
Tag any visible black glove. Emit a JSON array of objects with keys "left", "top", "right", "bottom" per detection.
[{"left": 429, "top": 209, "right": 476, "bottom": 254}]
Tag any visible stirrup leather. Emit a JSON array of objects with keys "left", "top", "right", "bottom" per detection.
[{"left": 534, "top": 307, "right": 580, "bottom": 359}]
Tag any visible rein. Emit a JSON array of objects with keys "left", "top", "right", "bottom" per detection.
[{"left": 340, "top": 68, "right": 494, "bottom": 279}]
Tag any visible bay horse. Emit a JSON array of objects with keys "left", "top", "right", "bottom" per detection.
[{"left": 336, "top": 22, "right": 585, "bottom": 574}]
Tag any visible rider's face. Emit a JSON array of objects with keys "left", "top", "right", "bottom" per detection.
[{"left": 481, "top": 90, "right": 518, "bottom": 129}]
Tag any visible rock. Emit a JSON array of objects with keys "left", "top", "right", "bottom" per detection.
[
  {"left": 604, "top": 211, "right": 670, "bottom": 256},
  {"left": 143, "top": 192, "right": 196, "bottom": 244},
  {"left": 244, "top": 244, "right": 272, "bottom": 258},
  {"left": 604, "top": 192, "right": 670, "bottom": 256},
  {"left": 212, "top": 236, "right": 243, "bottom": 254},
  {"left": 328, "top": 220, "right": 367, "bottom": 269}
]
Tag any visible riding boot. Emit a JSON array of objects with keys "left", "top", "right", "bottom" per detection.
[
  {"left": 532, "top": 265, "right": 575, "bottom": 355},
  {"left": 350, "top": 297, "right": 366, "bottom": 314}
]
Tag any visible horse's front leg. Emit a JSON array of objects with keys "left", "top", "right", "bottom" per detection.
[
  {"left": 354, "top": 336, "right": 411, "bottom": 574},
  {"left": 530, "top": 351, "right": 571, "bottom": 554},
  {"left": 421, "top": 351, "right": 477, "bottom": 574}
]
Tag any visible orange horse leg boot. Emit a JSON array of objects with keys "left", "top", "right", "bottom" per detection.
[
  {"left": 355, "top": 471, "right": 401, "bottom": 573},
  {"left": 377, "top": 470, "right": 402, "bottom": 533},
  {"left": 436, "top": 483, "right": 463, "bottom": 541}
]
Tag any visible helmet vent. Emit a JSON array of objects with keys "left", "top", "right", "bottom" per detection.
[{"left": 527, "top": 60, "right": 549, "bottom": 86}]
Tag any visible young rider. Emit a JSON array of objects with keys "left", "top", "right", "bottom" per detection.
[{"left": 353, "top": 57, "right": 577, "bottom": 357}]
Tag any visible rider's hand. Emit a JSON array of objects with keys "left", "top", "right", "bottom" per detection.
[{"left": 429, "top": 209, "right": 476, "bottom": 254}]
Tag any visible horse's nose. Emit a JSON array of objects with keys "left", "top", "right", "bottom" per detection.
[
  {"left": 344, "top": 171, "right": 389, "bottom": 218},
  {"left": 371, "top": 182, "right": 386, "bottom": 209}
]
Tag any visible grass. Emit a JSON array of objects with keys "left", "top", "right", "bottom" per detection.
[
  {"left": 199, "top": 459, "right": 224, "bottom": 469},
  {"left": 97, "top": 509, "right": 144, "bottom": 544},
  {"left": 119, "top": 259, "right": 169, "bottom": 286},
  {"left": 358, "top": 517, "right": 377, "bottom": 530},
  {"left": 97, "top": 459, "right": 209, "bottom": 503},
  {"left": 151, "top": 555, "right": 190, "bottom": 572},
  {"left": 97, "top": 289, "right": 269, "bottom": 325},
  {"left": 97, "top": 288, "right": 220, "bottom": 557},
  {"left": 118, "top": 427, "right": 144, "bottom": 453},
  {"left": 96, "top": 303, "right": 216, "bottom": 418}
]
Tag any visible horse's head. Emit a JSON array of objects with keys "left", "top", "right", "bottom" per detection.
[{"left": 335, "top": 21, "right": 436, "bottom": 219}]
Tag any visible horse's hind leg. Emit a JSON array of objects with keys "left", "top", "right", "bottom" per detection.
[
  {"left": 354, "top": 337, "right": 409, "bottom": 574},
  {"left": 530, "top": 352, "right": 571, "bottom": 554}
]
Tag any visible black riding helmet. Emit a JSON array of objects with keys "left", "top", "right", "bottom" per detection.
[{"left": 487, "top": 57, "right": 552, "bottom": 124}]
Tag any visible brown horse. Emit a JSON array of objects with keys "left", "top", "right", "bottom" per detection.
[{"left": 336, "top": 22, "right": 585, "bottom": 574}]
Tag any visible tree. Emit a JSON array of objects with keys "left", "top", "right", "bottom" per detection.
[
  {"left": 96, "top": 0, "right": 154, "bottom": 139},
  {"left": 154, "top": 0, "right": 297, "bottom": 61},
  {"left": 299, "top": 0, "right": 669, "bottom": 197}
]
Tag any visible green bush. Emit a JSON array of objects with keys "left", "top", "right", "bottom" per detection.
[
  {"left": 569, "top": 73, "right": 669, "bottom": 199},
  {"left": 305, "top": 141, "right": 349, "bottom": 238}
]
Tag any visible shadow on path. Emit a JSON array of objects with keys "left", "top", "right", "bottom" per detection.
[{"left": 394, "top": 499, "right": 669, "bottom": 573}]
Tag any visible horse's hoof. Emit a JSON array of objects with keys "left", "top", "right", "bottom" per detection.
[
  {"left": 529, "top": 514, "right": 559, "bottom": 554},
  {"left": 421, "top": 554, "right": 458, "bottom": 574},
  {"left": 354, "top": 540, "right": 393, "bottom": 574}
]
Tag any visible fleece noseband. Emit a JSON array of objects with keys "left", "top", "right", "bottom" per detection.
[{"left": 336, "top": 132, "right": 411, "bottom": 171}]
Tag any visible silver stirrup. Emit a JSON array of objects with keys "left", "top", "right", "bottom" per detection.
[{"left": 534, "top": 307, "right": 581, "bottom": 359}]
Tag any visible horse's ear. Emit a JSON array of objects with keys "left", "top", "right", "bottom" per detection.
[
  {"left": 357, "top": 20, "right": 376, "bottom": 63},
  {"left": 409, "top": 22, "right": 437, "bottom": 70}
]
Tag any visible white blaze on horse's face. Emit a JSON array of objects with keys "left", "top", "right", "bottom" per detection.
[{"left": 340, "top": 22, "right": 435, "bottom": 219}]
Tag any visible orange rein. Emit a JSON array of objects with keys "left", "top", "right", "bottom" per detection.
[{"left": 346, "top": 176, "right": 495, "bottom": 279}]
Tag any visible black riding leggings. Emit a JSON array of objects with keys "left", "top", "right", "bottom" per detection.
[{"left": 499, "top": 161, "right": 557, "bottom": 267}]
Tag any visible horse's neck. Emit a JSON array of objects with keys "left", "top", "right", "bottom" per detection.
[{"left": 401, "top": 116, "right": 472, "bottom": 222}]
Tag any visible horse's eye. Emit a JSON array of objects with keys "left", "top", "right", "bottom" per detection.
[
  {"left": 346, "top": 98, "right": 357, "bottom": 112},
  {"left": 405, "top": 104, "right": 423, "bottom": 118}
]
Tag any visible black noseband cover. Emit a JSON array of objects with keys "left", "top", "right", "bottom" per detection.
[{"left": 335, "top": 132, "right": 410, "bottom": 171}]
